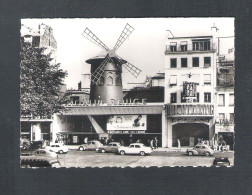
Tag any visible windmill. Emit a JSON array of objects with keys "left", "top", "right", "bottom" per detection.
[{"left": 82, "top": 23, "right": 141, "bottom": 103}]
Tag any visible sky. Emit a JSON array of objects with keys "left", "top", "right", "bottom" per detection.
[{"left": 21, "top": 18, "right": 234, "bottom": 89}]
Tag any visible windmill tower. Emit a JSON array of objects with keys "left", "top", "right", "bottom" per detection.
[{"left": 82, "top": 23, "right": 141, "bottom": 103}]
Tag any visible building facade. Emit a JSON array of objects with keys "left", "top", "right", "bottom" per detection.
[{"left": 163, "top": 36, "right": 217, "bottom": 147}]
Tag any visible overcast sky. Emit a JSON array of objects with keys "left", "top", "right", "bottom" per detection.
[{"left": 21, "top": 18, "right": 234, "bottom": 89}]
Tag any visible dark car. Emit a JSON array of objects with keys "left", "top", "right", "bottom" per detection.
[
  {"left": 97, "top": 142, "right": 121, "bottom": 153},
  {"left": 20, "top": 156, "right": 61, "bottom": 168},
  {"left": 213, "top": 157, "right": 230, "bottom": 167},
  {"left": 21, "top": 141, "right": 43, "bottom": 151}
]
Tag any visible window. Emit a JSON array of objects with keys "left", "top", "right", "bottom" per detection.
[
  {"left": 218, "top": 94, "right": 225, "bottom": 106},
  {"left": 181, "top": 58, "right": 187, "bottom": 68},
  {"left": 170, "top": 58, "right": 177, "bottom": 68},
  {"left": 115, "top": 77, "right": 120, "bottom": 86},
  {"left": 98, "top": 77, "right": 104, "bottom": 86},
  {"left": 171, "top": 93, "right": 177, "bottom": 103},
  {"left": 204, "top": 57, "right": 211, "bottom": 67},
  {"left": 170, "top": 42, "right": 177, "bottom": 52},
  {"left": 204, "top": 92, "right": 211, "bottom": 103},
  {"left": 193, "top": 57, "right": 199, "bottom": 67},
  {"left": 135, "top": 145, "right": 140, "bottom": 148},
  {"left": 229, "top": 94, "right": 234, "bottom": 106},
  {"left": 129, "top": 145, "right": 134, "bottom": 148},
  {"left": 192, "top": 40, "right": 210, "bottom": 51},
  {"left": 181, "top": 92, "right": 186, "bottom": 103},
  {"left": 193, "top": 93, "right": 200, "bottom": 103},
  {"left": 230, "top": 113, "right": 234, "bottom": 123},
  {"left": 204, "top": 74, "right": 211, "bottom": 85},
  {"left": 219, "top": 113, "right": 225, "bottom": 123},
  {"left": 181, "top": 41, "right": 187, "bottom": 51},
  {"left": 107, "top": 76, "right": 113, "bottom": 85},
  {"left": 169, "top": 75, "right": 177, "bottom": 86}
]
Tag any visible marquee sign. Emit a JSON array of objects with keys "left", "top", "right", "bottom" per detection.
[
  {"left": 171, "top": 118, "right": 210, "bottom": 124},
  {"left": 107, "top": 115, "right": 147, "bottom": 131}
]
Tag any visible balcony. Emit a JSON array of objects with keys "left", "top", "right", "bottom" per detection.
[
  {"left": 165, "top": 103, "right": 214, "bottom": 117},
  {"left": 165, "top": 43, "right": 216, "bottom": 54}
]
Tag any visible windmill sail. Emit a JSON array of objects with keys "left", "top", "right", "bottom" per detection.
[
  {"left": 113, "top": 23, "right": 134, "bottom": 51},
  {"left": 82, "top": 28, "right": 110, "bottom": 51},
  {"left": 116, "top": 55, "right": 141, "bottom": 78}
]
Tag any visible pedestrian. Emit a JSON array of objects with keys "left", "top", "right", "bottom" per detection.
[
  {"left": 177, "top": 139, "right": 181, "bottom": 151},
  {"left": 84, "top": 137, "right": 88, "bottom": 144},
  {"left": 120, "top": 139, "right": 124, "bottom": 146},
  {"left": 154, "top": 137, "right": 158, "bottom": 149},
  {"left": 150, "top": 139, "right": 154, "bottom": 149}
]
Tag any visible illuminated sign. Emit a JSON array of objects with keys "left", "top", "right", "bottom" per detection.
[{"left": 107, "top": 115, "right": 147, "bottom": 131}]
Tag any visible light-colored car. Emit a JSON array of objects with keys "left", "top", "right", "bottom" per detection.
[
  {"left": 78, "top": 140, "right": 103, "bottom": 151},
  {"left": 187, "top": 144, "right": 214, "bottom": 156},
  {"left": 118, "top": 143, "right": 152, "bottom": 156},
  {"left": 34, "top": 148, "right": 58, "bottom": 159},
  {"left": 97, "top": 142, "right": 121, "bottom": 153},
  {"left": 46, "top": 143, "right": 68, "bottom": 154}
]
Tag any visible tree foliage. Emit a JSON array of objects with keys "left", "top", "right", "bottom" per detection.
[{"left": 20, "top": 42, "right": 68, "bottom": 119}]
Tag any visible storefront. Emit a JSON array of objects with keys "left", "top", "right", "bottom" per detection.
[
  {"left": 215, "top": 124, "right": 234, "bottom": 150},
  {"left": 52, "top": 104, "right": 163, "bottom": 146}
]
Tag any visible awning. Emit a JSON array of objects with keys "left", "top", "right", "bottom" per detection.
[{"left": 60, "top": 105, "right": 163, "bottom": 116}]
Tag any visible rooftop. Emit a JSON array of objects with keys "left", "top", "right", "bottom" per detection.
[{"left": 168, "top": 35, "right": 213, "bottom": 40}]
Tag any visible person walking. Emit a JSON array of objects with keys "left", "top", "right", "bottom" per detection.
[
  {"left": 150, "top": 139, "right": 154, "bottom": 149},
  {"left": 177, "top": 139, "right": 181, "bottom": 151},
  {"left": 154, "top": 137, "right": 158, "bottom": 149}
]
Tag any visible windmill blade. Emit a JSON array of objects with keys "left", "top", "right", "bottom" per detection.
[
  {"left": 116, "top": 55, "right": 141, "bottom": 78},
  {"left": 91, "top": 55, "right": 111, "bottom": 85},
  {"left": 82, "top": 28, "right": 110, "bottom": 51},
  {"left": 113, "top": 23, "right": 134, "bottom": 51}
]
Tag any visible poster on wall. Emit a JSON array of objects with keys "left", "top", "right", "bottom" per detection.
[{"left": 107, "top": 115, "right": 147, "bottom": 131}]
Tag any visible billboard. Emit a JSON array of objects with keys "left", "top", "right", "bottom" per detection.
[{"left": 107, "top": 115, "right": 147, "bottom": 131}]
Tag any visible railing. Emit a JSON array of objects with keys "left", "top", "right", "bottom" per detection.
[
  {"left": 165, "top": 43, "right": 216, "bottom": 53},
  {"left": 165, "top": 103, "right": 214, "bottom": 116}
]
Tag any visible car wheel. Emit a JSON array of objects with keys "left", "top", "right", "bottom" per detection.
[
  {"left": 79, "top": 147, "right": 85, "bottom": 151},
  {"left": 206, "top": 152, "right": 210, "bottom": 156},
  {"left": 188, "top": 151, "right": 193, "bottom": 156},
  {"left": 140, "top": 151, "right": 145, "bottom": 156},
  {"left": 120, "top": 150, "right": 125, "bottom": 155},
  {"left": 59, "top": 150, "right": 64, "bottom": 154},
  {"left": 101, "top": 149, "right": 106, "bottom": 153}
]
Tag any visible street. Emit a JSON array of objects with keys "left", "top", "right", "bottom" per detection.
[{"left": 57, "top": 150, "right": 234, "bottom": 168}]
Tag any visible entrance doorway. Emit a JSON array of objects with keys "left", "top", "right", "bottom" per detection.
[{"left": 172, "top": 123, "right": 209, "bottom": 147}]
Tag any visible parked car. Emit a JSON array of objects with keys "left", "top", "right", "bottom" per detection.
[
  {"left": 78, "top": 140, "right": 103, "bottom": 151},
  {"left": 97, "top": 142, "right": 121, "bottom": 153},
  {"left": 46, "top": 143, "right": 68, "bottom": 154},
  {"left": 20, "top": 156, "right": 61, "bottom": 168},
  {"left": 118, "top": 143, "right": 152, "bottom": 156},
  {"left": 187, "top": 144, "right": 214, "bottom": 156},
  {"left": 34, "top": 148, "right": 58, "bottom": 159},
  {"left": 213, "top": 157, "right": 231, "bottom": 167}
]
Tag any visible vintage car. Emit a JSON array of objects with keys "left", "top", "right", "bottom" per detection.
[
  {"left": 118, "top": 143, "right": 152, "bottom": 156},
  {"left": 46, "top": 143, "right": 68, "bottom": 154},
  {"left": 78, "top": 140, "right": 103, "bottom": 151},
  {"left": 34, "top": 148, "right": 58, "bottom": 159},
  {"left": 186, "top": 144, "right": 214, "bottom": 156},
  {"left": 20, "top": 156, "right": 61, "bottom": 168},
  {"left": 97, "top": 142, "right": 121, "bottom": 153},
  {"left": 213, "top": 157, "right": 231, "bottom": 167}
]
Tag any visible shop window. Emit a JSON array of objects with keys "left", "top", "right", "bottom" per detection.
[
  {"left": 229, "top": 94, "right": 234, "bottom": 106},
  {"left": 98, "top": 77, "right": 104, "bottom": 86},
  {"left": 204, "top": 92, "right": 211, "bottom": 103},
  {"left": 181, "top": 58, "right": 187, "bottom": 68},
  {"left": 204, "top": 74, "right": 211, "bottom": 85},
  {"left": 170, "top": 58, "right": 177, "bottom": 68},
  {"left": 192, "top": 57, "right": 199, "bottom": 67},
  {"left": 171, "top": 93, "right": 177, "bottom": 103},
  {"left": 170, "top": 42, "right": 177, "bottom": 52},
  {"left": 107, "top": 76, "right": 113, "bottom": 85},
  {"left": 218, "top": 94, "right": 225, "bottom": 106},
  {"left": 204, "top": 57, "right": 211, "bottom": 67},
  {"left": 169, "top": 75, "right": 177, "bottom": 86},
  {"left": 181, "top": 41, "right": 187, "bottom": 51},
  {"left": 219, "top": 113, "right": 225, "bottom": 123}
]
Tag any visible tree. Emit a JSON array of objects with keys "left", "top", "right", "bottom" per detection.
[{"left": 20, "top": 42, "right": 68, "bottom": 119}]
